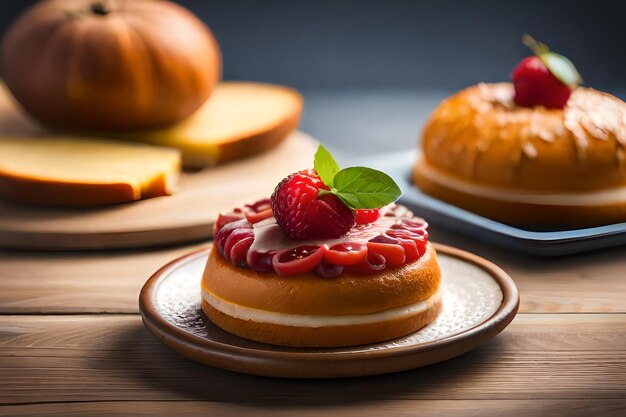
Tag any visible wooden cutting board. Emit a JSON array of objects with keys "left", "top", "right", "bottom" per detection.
[
  {"left": 0, "top": 82, "right": 317, "bottom": 250},
  {"left": 0, "top": 131, "right": 317, "bottom": 250}
]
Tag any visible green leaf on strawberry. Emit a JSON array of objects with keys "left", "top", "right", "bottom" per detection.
[
  {"left": 330, "top": 167, "right": 401, "bottom": 209},
  {"left": 314, "top": 145, "right": 401, "bottom": 210},
  {"left": 314, "top": 145, "right": 340, "bottom": 187},
  {"left": 540, "top": 53, "right": 582, "bottom": 86},
  {"left": 522, "top": 34, "right": 582, "bottom": 87}
]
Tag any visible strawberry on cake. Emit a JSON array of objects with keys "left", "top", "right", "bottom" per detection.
[{"left": 202, "top": 146, "right": 442, "bottom": 347}]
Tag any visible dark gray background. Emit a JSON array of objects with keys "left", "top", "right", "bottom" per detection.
[{"left": 1, "top": 1, "right": 624, "bottom": 153}]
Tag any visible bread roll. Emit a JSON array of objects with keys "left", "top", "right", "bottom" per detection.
[{"left": 414, "top": 83, "right": 626, "bottom": 226}]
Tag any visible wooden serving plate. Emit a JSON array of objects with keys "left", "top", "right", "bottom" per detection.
[
  {"left": 139, "top": 244, "right": 519, "bottom": 378},
  {"left": 0, "top": 131, "right": 317, "bottom": 250}
]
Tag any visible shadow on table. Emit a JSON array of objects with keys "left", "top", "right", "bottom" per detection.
[{"left": 105, "top": 324, "right": 501, "bottom": 407}]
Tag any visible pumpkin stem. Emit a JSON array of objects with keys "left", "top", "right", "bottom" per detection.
[{"left": 91, "top": 2, "right": 110, "bottom": 15}]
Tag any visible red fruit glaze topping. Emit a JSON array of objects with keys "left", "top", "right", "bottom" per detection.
[
  {"left": 247, "top": 250, "right": 275, "bottom": 273},
  {"left": 315, "top": 261, "right": 344, "bottom": 278},
  {"left": 324, "top": 242, "right": 368, "bottom": 266},
  {"left": 213, "top": 210, "right": 244, "bottom": 235},
  {"left": 367, "top": 236, "right": 406, "bottom": 268},
  {"left": 512, "top": 56, "right": 571, "bottom": 110},
  {"left": 272, "top": 245, "right": 325, "bottom": 276},
  {"left": 271, "top": 169, "right": 355, "bottom": 240},
  {"left": 244, "top": 198, "right": 273, "bottom": 224},
  {"left": 355, "top": 209, "right": 381, "bottom": 225},
  {"left": 364, "top": 252, "right": 386, "bottom": 271},
  {"left": 213, "top": 200, "right": 430, "bottom": 277}
]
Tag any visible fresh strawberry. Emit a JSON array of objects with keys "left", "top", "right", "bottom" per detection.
[
  {"left": 512, "top": 56, "right": 571, "bottom": 109},
  {"left": 271, "top": 169, "right": 355, "bottom": 240},
  {"left": 512, "top": 35, "right": 581, "bottom": 110}
]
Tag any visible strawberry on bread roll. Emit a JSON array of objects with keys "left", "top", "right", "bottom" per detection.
[
  {"left": 202, "top": 146, "right": 442, "bottom": 347},
  {"left": 414, "top": 36, "right": 626, "bottom": 227}
]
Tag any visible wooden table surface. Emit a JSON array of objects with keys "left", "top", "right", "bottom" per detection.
[{"left": 1, "top": 223, "right": 625, "bottom": 417}]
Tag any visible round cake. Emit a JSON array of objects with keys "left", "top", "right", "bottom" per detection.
[
  {"left": 202, "top": 200, "right": 442, "bottom": 347},
  {"left": 414, "top": 83, "right": 626, "bottom": 227}
]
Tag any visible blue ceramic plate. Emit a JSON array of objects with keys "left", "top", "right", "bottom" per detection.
[{"left": 355, "top": 150, "right": 626, "bottom": 256}]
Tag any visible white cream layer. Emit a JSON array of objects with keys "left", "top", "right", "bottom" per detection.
[
  {"left": 418, "top": 162, "right": 626, "bottom": 206},
  {"left": 202, "top": 285, "right": 443, "bottom": 328}
]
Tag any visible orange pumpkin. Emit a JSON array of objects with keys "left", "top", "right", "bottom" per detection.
[{"left": 1, "top": 0, "right": 221, "bottom": 131}]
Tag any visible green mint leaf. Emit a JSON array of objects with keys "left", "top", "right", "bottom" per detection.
[
  {"left": 539, "top": 52, "right": 582, "bottom": 86},
  {"left": 313, "top": 145, "right": 340, "bottom": 188},
  {"left": 331, "top": 166, "right": 401, "bottom": 209}
]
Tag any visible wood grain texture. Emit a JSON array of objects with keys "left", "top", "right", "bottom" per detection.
[
  {"left": 1, "top": 314, "right": 625, "bottom": 405},
  {"left": 0, "top": 244, "right": 206, "bottom": 314},
  {"left": 0, "top": 131, "right": 317, "bottom": 250},
  {"left": 2, "top": 241, "right": 625, "bottom": 315},
  {"left": 1, "top": 400, "right": 624, "bottom": 417}
]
